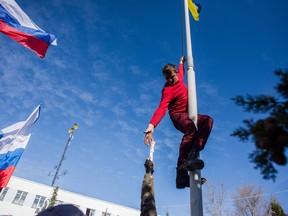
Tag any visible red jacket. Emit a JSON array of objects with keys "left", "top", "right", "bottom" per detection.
[{"left": 150, "top": 63, "right": 188, "bottom": 127}]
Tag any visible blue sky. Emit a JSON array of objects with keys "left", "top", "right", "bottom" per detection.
[{"left": 0, "top": 0, "right": 287, "bottom": 215}]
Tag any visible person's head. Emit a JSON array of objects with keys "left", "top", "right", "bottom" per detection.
[
  {"left": 36, "top": 204, "right": 85, "bottom": 216},
  {"left": 162, "top": 63, "right": 178, "bottom": 85}
]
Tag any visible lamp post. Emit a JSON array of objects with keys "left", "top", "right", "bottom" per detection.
[{"left": 51, "top": 123, "right": 78, "bottom": 187}]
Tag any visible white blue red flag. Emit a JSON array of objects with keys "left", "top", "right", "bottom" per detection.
[
  {"left": 0, "top": 0, "right": 57, "bottom": 58},
  {"left": 0, "top": 105, "right": 41, "bottom": 188}
]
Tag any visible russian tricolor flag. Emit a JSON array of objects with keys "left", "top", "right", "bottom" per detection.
[
  {"left": 0, "top": 105, "right": 41, "bottom": 188},
  {"left": 0, "top": 134, "right": 31, "bottom": 188},
  {"left": 0, "top": 0, "right": 57, "bottom": 58}
]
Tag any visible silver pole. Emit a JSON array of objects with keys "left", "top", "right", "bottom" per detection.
[
  {"left": 183, "top": 0, "right": 203, "bottom": 215},
  {"left": 184, "top": 0, "right": 198, "bottom": 126}
]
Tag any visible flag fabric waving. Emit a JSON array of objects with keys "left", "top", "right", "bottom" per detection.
[
  {"left": 0, "top": 0, "right": 57, "bottom": 58},
  {"left": 188, "top": 0, "right": 201, "bottom": 21},
  {"left": 0, "top": 134, "right": 31, "bottom": 188},
  {"left": 0, "top": 105, "right": 41, "bottom": 188}
]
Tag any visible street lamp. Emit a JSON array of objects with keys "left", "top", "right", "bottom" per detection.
[{"left": 51, "top": 123, "right": 78, "bottom": 187}]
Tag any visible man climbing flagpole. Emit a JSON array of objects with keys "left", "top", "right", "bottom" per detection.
[{"left": 143, "top": 1, "right": 213, "bottom": 214}]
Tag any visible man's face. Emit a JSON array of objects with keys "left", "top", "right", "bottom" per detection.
[{"left": 164, "top": 71, "right": 178, "bottom": 85}]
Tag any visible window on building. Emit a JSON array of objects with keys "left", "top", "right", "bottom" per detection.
[
  {"left": 90, "top": 209, "right": 96, "bottom": 216},
  {"left": 86, "top": 208, "right": 96, "bottom": 216},
  {"left": 31, "top": 195, "right": 46, "bottom": 209},
  {"left": 0, "top": 187, "right": 9, "bottom": 201},
  {"left": 12, "top": 190, "right": 28, "bottom": 205}
]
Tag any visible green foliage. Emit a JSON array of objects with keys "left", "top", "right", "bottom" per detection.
[
  {"left": 270, "top": 199, "right": 287, "bottom": 216},
  {"left": 231, "top": 69, "right": 288, "bottom": 181},
  {"left": 49, "top": 186, "right": 59, "bottom": 207}
]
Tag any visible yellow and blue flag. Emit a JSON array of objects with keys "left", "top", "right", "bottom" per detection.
[{"left": 188, "top": 0, "right": 201, "bottom": 21}]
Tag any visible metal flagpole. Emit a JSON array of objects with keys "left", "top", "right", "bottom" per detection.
[
  {"left": 183, "top": 0, "right": 203, "bottom": 215},
  {"left": 51, "top": 123, "right": 78, "bottom": 187}
]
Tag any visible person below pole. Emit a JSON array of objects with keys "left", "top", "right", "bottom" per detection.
[{"left": 140, "top": 158, "right": 157, "bottom": 216}]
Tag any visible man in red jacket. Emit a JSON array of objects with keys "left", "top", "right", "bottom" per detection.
[{"left": 144, "top": 56, "right": 213, "bottom": 189}]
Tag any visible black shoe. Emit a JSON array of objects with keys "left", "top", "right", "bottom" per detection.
[
  {"left": 187, "top": 159, "right": 205, "bottom": 170},
  {"left": 184, "top": 148, "right": 205, "bottom": 171},
  {"left": 201, "top": 177, "right": 206, "bottom": 185},
  {"left": 144, "top": 159, "right": 154, "bottom": 174},
  {"left": 176, "top": 168, "right": 189, "bottom": 189}
]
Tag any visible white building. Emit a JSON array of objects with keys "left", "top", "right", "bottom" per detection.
[{"left": 0, "top": 176, "right": 140, "bottom": 216}]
